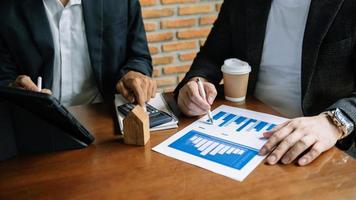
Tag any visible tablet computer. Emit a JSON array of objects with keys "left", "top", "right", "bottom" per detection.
[{"left": 0, "top": 86, "right": 94, "bottom": 153}]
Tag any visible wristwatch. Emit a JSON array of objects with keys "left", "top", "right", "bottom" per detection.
[{"left": 326, "top": 108, "right": 354, "bottom": 140}]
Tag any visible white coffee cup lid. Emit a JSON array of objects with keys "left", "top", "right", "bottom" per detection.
[{"left": 221, "top": 58, "right": 251, "bottom": 75}]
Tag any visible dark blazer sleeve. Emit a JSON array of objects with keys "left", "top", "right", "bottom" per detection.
[
  {"left": 115, "top": 0, "right": 152, "bottom": 83},
  {"left": 0, "top": 35, "right": 18, "bottom": 86},
  {"left": 328, "top": 47, "right": 356, "bottom": 150},
  {"left": 174, "top": 0, "right": 234, "bottom": 95}
]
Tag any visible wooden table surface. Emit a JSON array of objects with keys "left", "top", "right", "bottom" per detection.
[{"left": 0, "top": 96, "right": 355, "bottom": 200}]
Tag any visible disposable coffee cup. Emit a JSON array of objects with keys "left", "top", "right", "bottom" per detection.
[{"left": 221, "top": 58, "right": 251, "bottom": 103}]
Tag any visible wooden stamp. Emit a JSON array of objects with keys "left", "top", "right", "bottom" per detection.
[{"left": 123, "top": 105, "right": 150, "bottom": 146}]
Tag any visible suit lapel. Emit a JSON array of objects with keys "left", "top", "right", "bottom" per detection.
[
  {"left": 302, "top": 0, "right": 345, "bottom": 100},
  {"left": 246, "top": 0, "right": 272, "bottom": 94},
  {"left": 82, "top": 0, "right": 104, "bottom": 92},
  {"left": 20, "top": 0, "right": 54, "bottom": 89}
]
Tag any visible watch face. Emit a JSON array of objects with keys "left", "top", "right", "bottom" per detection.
[{"left": 335, "top": 109, "right": 354, "bottom": 135}]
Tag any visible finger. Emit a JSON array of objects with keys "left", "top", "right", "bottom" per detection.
[
  {"left": 147, "top": 80, "right": 154, "bottom": 99},
  {"left": 298, "top": 142, "right": 326, "bottom": 166},
  {"left": 204, "top": 83, "right": 217, "bottom": 105},
  {"left": 146, "top": 81, "right": 153, "bottom": 101},
  {"left": 141, "top": 78, "right": 150, "bottom": 103},
  {"left": 182, "top": 93, "right": 207, "bottom": 116},
  {"left": 259, "top": 122, "right": 295, "bottom": 156},
  {"left": 179, "top": 91, "right": 206, "bottom": 116},
  {"left": 187, "top": 82, "right": 210, "bottom": 111},
  {"left": 117, "top": 82, "right": 134, "bottom": 102},
  {"left": 282, "top": 135, "right": 317, "bottom": 164},
  {"left": 16, "top": 76, "right": 38, "bottom": 91},
  {"left": 41, "top": 89, "right": 52, "bottom": 95},
  {"left": 266, "top": 130, "right": 304, "bottom": 165},
  {"left": 151, "top": 80, "right": 157, "bottom": 98},
  {"left": 130, "top": 79, "right": 146, "bottom": 106},
  {"left": 178, "top": 91, "right": 193, "bottom": 116},
  {"left": 263, "top": 120, "right": 290, "bottom": 138}
]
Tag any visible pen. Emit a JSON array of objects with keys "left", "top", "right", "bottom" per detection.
[
  {"left": 197, "top": 78, "right": 214, "bottom": 124},
  {"left": 37, "top": 76, "right": 42, "bottom": 92}
]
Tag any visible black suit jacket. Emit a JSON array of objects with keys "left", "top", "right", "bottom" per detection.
[
  {"left": 176, "top": 0, "right": 356, "bottom": 149},
  {"left": 0, "top": 0, "right": 152, "bottom": 100}
]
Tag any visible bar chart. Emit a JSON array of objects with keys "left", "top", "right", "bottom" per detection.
[
  {"left": 169, "top": 130, "right": 259, "bottom": 170},
  {"left": 209, "top": 111, "right": 276, "bottom": 133},
  {"left": 154, "top": 105, "right": 288, "bottom": 181}
]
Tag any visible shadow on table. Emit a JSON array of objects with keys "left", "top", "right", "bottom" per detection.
[{"left": 346, "top": 144, "right": 356, "bottom": 159}]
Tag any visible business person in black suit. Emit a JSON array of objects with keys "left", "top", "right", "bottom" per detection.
[
  {"left": 176, "top": 0, "right": 356, "bottom": 166},
  {"left": 0, "top": 0, "right": 156, "bottom": 106}
]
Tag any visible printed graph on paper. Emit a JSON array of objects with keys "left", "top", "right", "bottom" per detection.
[{"left": 153, "top": 105, "right": 288, "bottom": 181}]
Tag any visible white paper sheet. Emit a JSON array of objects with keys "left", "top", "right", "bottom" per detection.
[{"left": 153, "top": 105, "right": 288, "bottom": 181}]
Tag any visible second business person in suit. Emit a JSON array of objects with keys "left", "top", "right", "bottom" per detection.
[
  {"left": 176, "top": 0, "right": 356, "bottom": 165},
  {"left": 0, "top": 0, "right": 156, "bottom": 106}
]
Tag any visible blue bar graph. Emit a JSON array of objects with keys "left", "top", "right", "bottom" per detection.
[
  {"left": 254, "top": 121, "right": 268, "bottom": 132},
  {"left": 211, "top": 111, "right": 276, "bottom": 133},
  {"left": 213, "top": 111, "right": 226, "bottom": 120},
  {"left": 219, "top": 114, "right": 236, "bottom": 127},
  {"left": 236, "top": 119, "right": 257, "bottom": 132},
  {"left": 169, "top": 130, "right": 259, "bottom": 170},
  {"left": 266, "top": 124, "right": 276, "bottom": 131}
]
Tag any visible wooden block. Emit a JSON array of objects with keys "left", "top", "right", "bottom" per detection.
[{"left": 123, "top": 106, "right": 150, "bottom": 146}]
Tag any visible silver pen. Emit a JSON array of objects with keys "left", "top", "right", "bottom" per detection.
[
  {"left": 37, "top": 76, "right": 42, "bottom": 92},
  {"left": 197, "top": 78, "right": 214, "bottom": 124}
]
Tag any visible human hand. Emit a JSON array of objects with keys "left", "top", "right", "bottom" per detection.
[
  {"left": 259, "top": 114, "right": 342, "bottom": 166},
  {"left": 116, "top": 71, "right": 157, "bottom": 106},
  {"left": 10, "top": 75, "right": 52, "bottom": 95},
  {"left": 177, "top": 77, "right": 217, "bottom": 116}
]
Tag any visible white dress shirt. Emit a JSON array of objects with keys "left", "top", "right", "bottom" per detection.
[
  {"left": 254, "top": 0, "right": 311, "bottom": 118},
  {"left": 43, "top": 0, "right": 102, "bottom": 107}
]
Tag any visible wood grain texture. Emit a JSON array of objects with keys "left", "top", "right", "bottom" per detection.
[
  {"left": 123, "top": 106, "right": 150, "bottom": 146},
  {"left": 0, "top": 95, "right": 355, "bottom": 200}
]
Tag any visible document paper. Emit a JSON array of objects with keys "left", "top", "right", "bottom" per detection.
[{"left": 153, "top": 105, "right": 288, "bottom": 181}]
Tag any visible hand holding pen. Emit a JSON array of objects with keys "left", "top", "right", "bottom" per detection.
[
  {"left": 10, "top": 75, "right": 52, "bottom": 95},
  {"left": 177, "top": 77, "right": 217, "bottom": 118},
  {"left": 197, "top": 78, "right": 214, "bottom": 124}
]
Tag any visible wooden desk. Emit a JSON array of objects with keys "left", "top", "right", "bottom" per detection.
[{"left": 0, "top": 97, "right": 355, "bottom": 199}]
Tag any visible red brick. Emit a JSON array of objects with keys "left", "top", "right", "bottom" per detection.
[
  {"left": 163, "top": 64, "right": 190, "bottom": 74},
  {"left": 140, "top": 0, "right": 157, "bottom": 6},
  {"left": 152, "top": 56, "right": 174, "bottom": 66},
  {"left": 149, "top": 45, "right": 159, "bottom": 55},
  {"left": 144, "top": 22, "right": 158, "bottom": 32},
  {"left": 179, "top": 4, "right": 212, "bottom": 15},
  {"left": 161, "top": 18, "right": 196, "bottom": 29},
  {"left": 179, "top": 52, "right": 197, "bottom": 61},
  {"left": 163, "top": 86, "right": 176, "bottom": 93},
  {"left": 178, "top": 74, "right": 186, "bottom": 82},
  {"left": 161, "top": 0, "right": 196, "bottom": 5},
  {"left": 147, "top": 32, "right": 174, "bottom": 43},
  {"left": 200, "top": 15, "right": 217, "bottom": 25},
  {"left": 177, "top": 28, "right": 211, "bottom": 39},
  {"left": 156, "top": 77, "right": 177, "bottom": 87},
  {"left": 162, "top": 41, "right": 196, "bottom": 52},
  {"left": 216, "top": 3, "right": 222, "bottom": 12},
  {"left": 142, "top": 8, "right": 174, "bottom": 19},
  {"left": 200, "top": 39, "right": 206, "bottom": 46},
  {"left": 153, "top": 68, "right": 162, "bottom": 77}
]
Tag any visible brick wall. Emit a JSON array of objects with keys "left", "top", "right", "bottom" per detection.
[{"left": 140, "top": 0, "right": 223, "bottom": 92}]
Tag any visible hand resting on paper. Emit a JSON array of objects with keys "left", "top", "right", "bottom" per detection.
[{"left": 259, "top": 114, "right": 342, "bottom": 166}]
